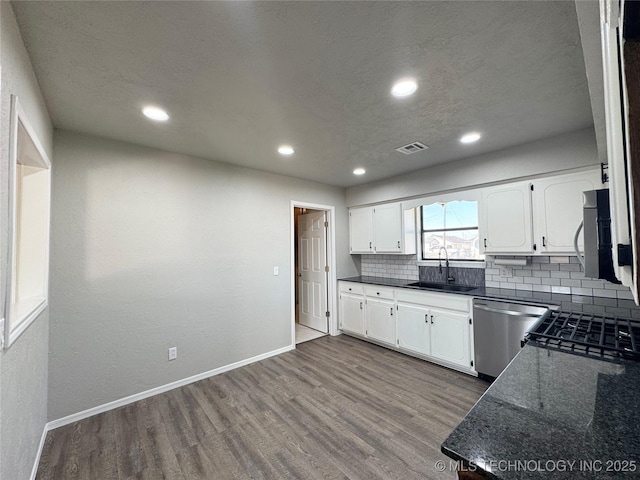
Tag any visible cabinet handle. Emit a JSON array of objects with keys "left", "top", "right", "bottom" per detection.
[
  {"left": 359, "top": 302, "right": 362, "bottom": 310},
  {"left": 390, "top": 307, "right": 393, "bottom": 316},
  {"left": 542, "top": 236, "right": 546, "bottom": 247},
  {"left": 397, "top": 241, "right": 400, "bottom": 249},
  {"left": 484, "top": 238, "right": 487, "bottom": 248},
  {"left": 425, "top": 314, "right": 428, "bottom": 324},
  {"left": 369, "top": 241, "right": 372, "bottom": 249},
  {"left": 430, "top": 315, "right": 434, "bottom": 324},
  {"left": 533, "top": 243, "right": 537, "bottom": 251}
]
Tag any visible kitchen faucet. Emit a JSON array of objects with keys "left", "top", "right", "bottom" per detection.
[{"left": 438, "top": 246, "right": 455, "bottom": 284}]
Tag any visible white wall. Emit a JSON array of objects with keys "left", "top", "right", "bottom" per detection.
[
  {"left": 0, "top": 3, "right": 53, "bottom": 479},
  {"left": 49, "top": 130, "right": 357, "bottom": 420},
  {"left": 346, "top": 128, "right": 599, "bottom": 206}
]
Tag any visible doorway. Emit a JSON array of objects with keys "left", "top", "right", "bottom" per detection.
[{"left": 291, "top": 202, "right": 336, "bottom": 346}]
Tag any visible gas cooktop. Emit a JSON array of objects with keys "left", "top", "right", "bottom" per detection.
[{"left": 526, "top": 310, "right": 640, "bottom": 362}]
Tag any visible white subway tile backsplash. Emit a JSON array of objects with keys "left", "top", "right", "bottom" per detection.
[
  {"left": 549, "top": 256, "right": 570, "bottom": 264},
  {"left": 532, "top": 270, "right": 551, "bottom": 278},
  {"left": 484, "top": 256, "right": 634, "bottom": 305},
  {"left": 539, "top": 264, "right": 560, "bottom": 271}
]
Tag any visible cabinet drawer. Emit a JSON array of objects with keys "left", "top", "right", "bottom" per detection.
[
  {"left": 365, "top": 286, "right": 395, "bottom": 300},
  {"left": 396, "top": 289, "right": 471, "bottom": 313},
  {"left": 339, "top": 282, "right": 364, "bottom": 295}
]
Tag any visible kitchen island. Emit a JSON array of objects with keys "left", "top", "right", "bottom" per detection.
[{"left": 441, "top": 343, "right": 640, "bottom": 479}]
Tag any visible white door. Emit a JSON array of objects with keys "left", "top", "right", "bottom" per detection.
[
  {"left": 397, "top": 302, "right": 431, "bottom": 356},
  {"left": 430, "top": 308, "right": 471, "bottom": 369},
  {"left": 373, "top": 203, "right": 402, "bottom": 253},
  {"left": 298, "top": 211, "right": 328, "bottom": 333}
]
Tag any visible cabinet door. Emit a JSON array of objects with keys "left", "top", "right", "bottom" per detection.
[
  {"left": 339, "top": 293, "right": 365, "bottom": 335},
  {"left": 373, "top": 203, "right": 402, "bottom": 253},
  {"left": 365, "top": 297, "right": 396, "bottom": 345},
  {"left": 397, "top": 303, "right": 430, "bottom": 356},
  {"left": 479, "top": 182, "right": 533, "bottom": 253},
  {"left": 430, "top": 308, "right": 471, "bottom": 369},
  {"left": 533, "top": 170, "right": 602, "bottom": 253},
  {"left": 349, "top": 207, "right": 373, "bottom": 253}
]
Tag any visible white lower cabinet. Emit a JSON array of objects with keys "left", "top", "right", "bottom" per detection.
[
  {"left": 397, "top": 302, "right": 431, "bottom": 356},
  {"left": 364, "top": 287, "right": 396, "bottom": 346},
  {"left": 365, "top": 297, "right": 395, "bottom": 345},
  {"left": 339, "top": 282, "right": 365, "bottom": 335},
  {"left": 429, "top": 308, "right": 471, "bottom": 368},
  {"left": 339, "top": 293, "right": 365, "bottom": 335},
  {"left": 338, "top": 281, "right": 475, "bottom": 375}
]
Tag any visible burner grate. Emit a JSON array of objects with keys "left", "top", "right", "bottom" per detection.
[{"left": 527, "top": 311, "right": 640, "bottom": 361}]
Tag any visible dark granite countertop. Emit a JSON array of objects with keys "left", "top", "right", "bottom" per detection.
[
  {"left": 441, "top": 343, "right": 640, "bottom": 479},
  {"left": 339, "top": 276, "right": 626, "bottom": 312}
]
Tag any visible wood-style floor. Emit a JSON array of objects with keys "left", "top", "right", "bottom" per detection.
[{"left": 36, "top": 335, "right": 488, "bottom": 480}]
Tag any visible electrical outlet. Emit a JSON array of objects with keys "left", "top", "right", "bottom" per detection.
[
  {"left": 273, "top": 266, "right": 279, "bottom": 276},
  {"left": 168, "top": 347, "right": 177, "bottom": 361},
  {"left": 500, "top": 266, "right": 513, "bottom": 278}
]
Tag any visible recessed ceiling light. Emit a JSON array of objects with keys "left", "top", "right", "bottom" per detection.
[
  {"left": 353, "top": 168, "right": 366, "bottom": 175},
  {"left": 391, "top": 79, "right": 418, "bottom": 98},
  {"left": 142, "top": 106, "right": 169, "bottom": 122},
  {"left": 278, "top": 145, "right": 295, "bottom": 156},
  {"left": 460, "top": 132, "right": 481, "bottom": 144}
]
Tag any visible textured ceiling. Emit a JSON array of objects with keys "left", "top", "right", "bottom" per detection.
[{"left": 12, "top": 1, "right": 594, "bottom": 188}]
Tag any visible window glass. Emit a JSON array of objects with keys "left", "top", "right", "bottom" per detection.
[{"left": 420, "top": 201, "right": 483, "bottom": 261}]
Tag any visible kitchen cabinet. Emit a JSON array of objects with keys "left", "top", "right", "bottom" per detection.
[
  {"left": 349, "top": 203, "right": 416, "bottom": 254},
  {"left": 397, "top": 289, "right": 473, "bottom": 371},
  {"left": 479, "top": 168, "right": 602, "bottom": 255},
  {"left": 364, "top": 287, "right": 395, "bottom": 346},
  {"left": 338, "top": 282, "right": 365, "bottom": 335},
  {"left": 396, "top": 302, "right": 431, "bottom": 356},
  {"left": 533, "top": 170, "right": 601, "bottom": 253},
  {"left": 479, "top": 181, "right": 533, "bottom": 254},
  {"left": 338, "top": 281, "right": 475, "bottom": 375},
  {"left": 349, "top": 208, "right": 373, "bottom": 253},
  {"left": 429, "top": 308, "right": 471, "bottom": 368}
]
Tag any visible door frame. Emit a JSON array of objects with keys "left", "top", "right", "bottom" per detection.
[{"left": 290, "top": 200, "right": 337, "bottom": 348}]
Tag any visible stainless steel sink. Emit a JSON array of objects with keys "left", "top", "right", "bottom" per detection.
[{"left": 406, "top": 281, "right": 478, "bottom": 293}]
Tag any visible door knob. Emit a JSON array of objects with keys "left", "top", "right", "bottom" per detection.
[{"left": 297, "top": 273, "right": 302, "bottom": 277}]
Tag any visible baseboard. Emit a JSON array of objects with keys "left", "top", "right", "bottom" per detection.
[
  {"left": 46, "top": 344, "right": 294, "bottom": 431},
  {"left": 30, "top": 424, "right": 48, "bottom": 480}
]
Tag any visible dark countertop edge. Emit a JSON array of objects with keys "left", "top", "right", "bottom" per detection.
[
  {"left": 338, "top": 276, "right": 613, "bottom": 307},
  {"left": 439, "top": 446, "right": 498, "bottom": 480}
]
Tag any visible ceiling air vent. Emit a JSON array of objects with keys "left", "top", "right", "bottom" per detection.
[{"left": 395, "top": 141, "right": 429, "bottom": 155}]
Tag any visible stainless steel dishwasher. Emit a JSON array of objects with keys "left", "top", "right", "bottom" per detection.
[{"left": 473, "top": 299, "right": 551, "bottom": 379}]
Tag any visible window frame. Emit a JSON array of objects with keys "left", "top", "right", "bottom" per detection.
[
  {"left": 416, "top": 199, "right": 485, "bottom": 268},
  {"left": 4, "top": 95, "right": 52, "bottom": 348}
]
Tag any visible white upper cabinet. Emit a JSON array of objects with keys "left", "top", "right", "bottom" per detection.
[
  {"left": 349, "top": 203, "right": 416, "bottom": 255},
  {"left": 533, "top": 170, "right": 602, "bottom": 253},
  {"left": 479, "top": 168, "right": 603, "bottom": 255},
  {"left": 479, "top": 181, "right": 533, "bottom": 254},
  {"left": 373, "top": 203, "right": 403, "bottom": 253},
  {"left": 349, "top": 207, "right": 374, "bottom": 253}
]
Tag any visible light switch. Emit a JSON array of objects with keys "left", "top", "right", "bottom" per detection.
[{"left": 273, "top": 266, "right": 279, "bottom": 276}]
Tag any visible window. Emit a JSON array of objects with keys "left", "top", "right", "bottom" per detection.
[
  {"left": 420, "top": 200, "right": 483, "bottom": 261},
  {"left": 4, "top": 95, "right": 51, "bottom": 348}
]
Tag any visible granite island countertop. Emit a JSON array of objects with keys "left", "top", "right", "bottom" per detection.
[{"left": 441, "top": 343, "right": 640, "bottom": 479}]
